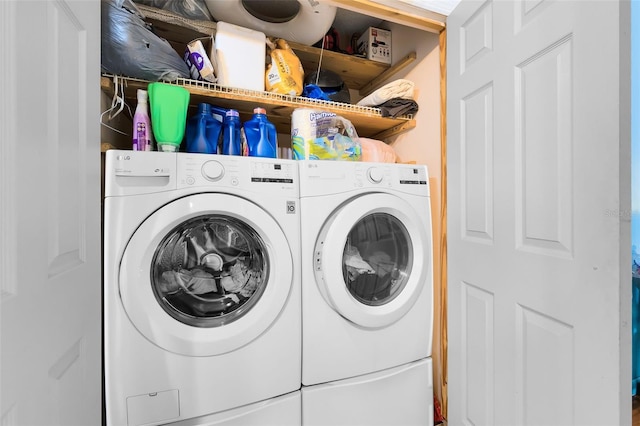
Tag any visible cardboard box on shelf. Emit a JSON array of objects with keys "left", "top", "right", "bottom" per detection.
[
  {"left": 357, "top": 27, "right": 391, "bottom": 64},
  {"left": 184, "top": 36, "right": 217, "bottom": 83}
]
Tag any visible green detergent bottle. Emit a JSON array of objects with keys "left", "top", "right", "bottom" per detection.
[{"left": 148, "top": 83, "right": 190, "bottom": 152}]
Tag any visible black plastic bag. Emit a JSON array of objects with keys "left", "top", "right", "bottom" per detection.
[
  {"left": 101, "top": 0, "right": 191, "bottom": 82},
  {"left": 133, "top": 0, "right": 213, "bottom": 21}
]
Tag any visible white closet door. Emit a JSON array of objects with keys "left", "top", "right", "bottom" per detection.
[
  {"left": 447, "top": 0, "right": 631, "bottom": 424},
  {"left": 1, "top": 1, "right": 102, "bottom": 424}
]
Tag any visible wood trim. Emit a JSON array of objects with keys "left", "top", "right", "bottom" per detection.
[
  {"left": 327, "top": 0, "right": 446, "bottom": 34},
  {"left": 439, "top": 27, "right": 449, "bottom": 420}
]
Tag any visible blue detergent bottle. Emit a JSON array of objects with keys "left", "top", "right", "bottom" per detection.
[
  {"left": 221, "top": 109, "right": 243, "bottom": 155},
  {"left": 244, "top": 107, "right": 277, "bottom": 158},
  {"left": 185, "top": 103, "right": 222, "bottom": 154}
]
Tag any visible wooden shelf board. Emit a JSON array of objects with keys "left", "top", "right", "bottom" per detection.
[
  {"left": 287, "top": 41, "right": 389, "bottom": 91},
  {"left": 134, "top": 4, "right": 418, "bottom": 114}
]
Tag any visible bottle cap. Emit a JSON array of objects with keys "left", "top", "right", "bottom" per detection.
[
  {"left": 253, "top": 107, "right": 266, "bottom": 114},
  {"left": 137, "top": 89, "right": 148, "bottom": 102},
  {"left": 226, "top": 109, "right": 240, "bottom": 117},
  {"left": 198, "top": 103, "right": 211, "bottom": 113}
]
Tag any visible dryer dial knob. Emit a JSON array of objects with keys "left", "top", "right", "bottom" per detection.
[
  {"left": 202, "top": 161, "right": 225, "bottom": 181},
  {"left": 367, "top": 167, "right": 384, "bottom": 183}
]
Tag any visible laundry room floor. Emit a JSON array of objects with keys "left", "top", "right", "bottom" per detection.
[{"left": 634, "top": 395, "right": 640, "bottom": 426}]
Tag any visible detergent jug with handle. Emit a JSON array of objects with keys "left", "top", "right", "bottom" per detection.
[
  {"left": 244, "top": 107, "right": 277, "bottom": 158},
  {"left": 185, "top": 103, "right": 222, "bottom": 154}
]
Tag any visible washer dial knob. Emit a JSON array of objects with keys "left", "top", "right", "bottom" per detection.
[
  {"left": 367, "top": 167, "right": 384, "bottom": 183},
  {"left": 202, "top": 161, "right": 225, "bottom": 181}
]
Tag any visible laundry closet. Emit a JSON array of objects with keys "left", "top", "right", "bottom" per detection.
[
  {"left": 0, "top": 1, "right": 630, "bottom": 425},
  {"left": 101, "top": 2, "right": 446, "bottom": 422}
]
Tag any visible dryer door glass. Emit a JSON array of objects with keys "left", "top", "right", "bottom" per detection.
[
  {"left": 151, "top": 214, "right": 269, "bottom": 327},
  {"left": 342, "top": 213, "right": 412, "bottom": 306}
]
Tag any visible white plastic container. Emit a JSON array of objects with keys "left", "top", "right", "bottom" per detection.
[{"left": 214, "top": 22, "right": 266, "bottom": 92}]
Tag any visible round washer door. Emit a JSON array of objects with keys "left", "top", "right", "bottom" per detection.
[
  {"left": 315, "top": 193, "right": 430, "bottom": 329},
  {"left": 119, "top": 193, "right": 293, "bottom": 356}
]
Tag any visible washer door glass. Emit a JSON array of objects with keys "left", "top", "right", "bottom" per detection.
[
  {"left": 343, "top": 213, "right": 411, "bottom": 306},
  {"left": 152, "top": 215, "right": 268, "bottom": 328}
]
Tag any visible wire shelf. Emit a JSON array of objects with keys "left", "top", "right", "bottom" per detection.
[{"left": 100, "top": 74, "right": 416, "bottom": 139}]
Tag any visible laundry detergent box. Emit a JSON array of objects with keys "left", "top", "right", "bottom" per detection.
[
  {"left": 357, "top": 27, "right": 391, "bottom": 64},
  {"left": 184, "top": 36, "right": 217, "bottom": 83},
  {"left": 291, "top": 108, "right": 361, "bottom": 161}
]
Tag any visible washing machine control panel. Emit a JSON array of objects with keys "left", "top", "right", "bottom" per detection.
[{"left": 177, "top": 154, "right": 298, "bottom": 196}]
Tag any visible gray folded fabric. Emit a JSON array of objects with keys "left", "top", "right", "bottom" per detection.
[{"left": 378, "top": 98, "right": 419, "bottom": 118}]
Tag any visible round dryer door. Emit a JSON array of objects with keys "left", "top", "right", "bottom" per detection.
[
  {"left": 315, "top": 193, "right": 430, "bottom": 329},
  {"left": 119, "top": 193, "right": 293, "bottom": 356}
]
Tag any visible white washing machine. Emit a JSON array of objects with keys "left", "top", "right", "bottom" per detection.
[
  {"left": 104, "top": 150, "right": 301, "bottom": 426},
  {"left": 298, "top": 160, "right": 433, "bottom": 385}
]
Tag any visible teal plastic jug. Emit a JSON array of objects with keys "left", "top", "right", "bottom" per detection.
[
  {"left": 244, "top": 107, "right": 277, "bottom": 158},
  {"left": 185, "top": 103, "right": 222, "bottom": 154}
]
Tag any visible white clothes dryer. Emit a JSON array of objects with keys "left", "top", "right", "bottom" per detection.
[
  {"left": 298, "top": 161, "right": 433, "bottom": 386},
  {"left": 104, "top": 151, "right": 301, "bottom": 426}
]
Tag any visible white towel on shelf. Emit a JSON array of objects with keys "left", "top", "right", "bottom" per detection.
[{"left": 357, "top": 79, "right": 415, "bottom": 107}]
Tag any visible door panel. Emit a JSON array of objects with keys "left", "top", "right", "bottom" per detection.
[
  {"left": 0, "top": 1, "right": 101, "bottom": 424},
  {"left": 448, "top": 1, "right": 631, "bottom": 425}
]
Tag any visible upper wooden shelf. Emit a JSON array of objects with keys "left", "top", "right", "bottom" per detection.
[
  {"left": 138, "top": 3, "right": 417, "bottom": 97},
  {"left": 101, "top": 75, "right": 416, "bottom": 140},
  {"left": 286, "top": 41, "right": 417, "bottom": 96},
  {"left": 108, "top": 4, "right": 419, "bottom": 140}
]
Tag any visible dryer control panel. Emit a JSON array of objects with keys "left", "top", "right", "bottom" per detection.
[{"left": 299, "top": 160, "right": 429, "bottom": 198}]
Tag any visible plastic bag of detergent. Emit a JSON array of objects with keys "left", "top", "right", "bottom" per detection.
[
  {"left": 266, "top": 38, "right": 304, "bottom": 96},
  {"left": 291, "top": 109, "right": 361, "bottom": 161},
  {"left": 101, "top": 0, "right": 191, "bottom": 82}
]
